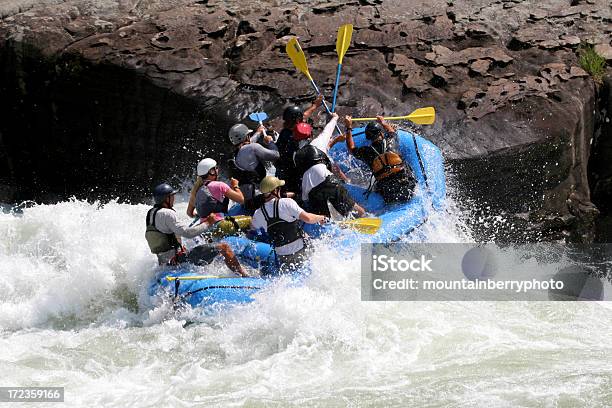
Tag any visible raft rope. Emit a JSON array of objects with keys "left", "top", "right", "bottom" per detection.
[
  {"left": 172, "top": 278, "right": 260, "bottom": 302},
  {"left": 412, "top": 134, "right": 429, "bottom": 190}
]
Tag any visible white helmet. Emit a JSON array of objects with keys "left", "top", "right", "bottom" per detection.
[
  {"left": 228, "top": 123, "right": 252, "bottom": 145},
  {"left": 197, "top": 158, "right": 217, "bottom": 176}
]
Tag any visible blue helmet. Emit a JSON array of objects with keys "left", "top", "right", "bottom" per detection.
[{"left": 152, "top": 183, "right": 177, "bottom": 205}]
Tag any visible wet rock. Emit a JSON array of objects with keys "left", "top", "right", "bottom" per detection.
[
  {"left": 431, "top": 66, "right": 451, "bottom": 87},
  {"left": 529, "top": 10, "right": 547, "bottom": 20},
  {"left": 0, "top": 0, "right": 609, "bottom": 242},
  {"left": 146, "top": 49, "right": 204, "bottom": 73},
  {"left": 519, "top": 75, "right": 552, "bottom": 96},
  {"left": 193, "top": 9, "right": 230, "bottom": 36},
  {"left": 425, "top": 45, "right": 512, "bottom": 66},
  {"left": 150, "top": 26, "right": 200, "bottom": 50},
  {"left": 541, "top": 63, "right": 588, "bottom": 84},
  {"left": 509, "top": 24, "right": 557, "bottom": 49},
  {"left": 64, "top": 20, "right": 96, "bottom": 39},
  {"left": 389, "top": 53, "right": 431, "bottom": 92},
  {"left": 470, "top": 59, "right": 491, "bottom": 76},
  {"left": 595, "top": 43, "right": 612, "bottom": 61},
  {"left": 461, "top": 78, "right": 522, "bottom": 119},
  {"left": 465, "top": 23, "right": 491, "bottom": 40},
  {"left": 428, "top": 14, "right": 454, "bottom": 41},
  {"left": 589, "top": 75, "right": 612, "bottom": 242}
]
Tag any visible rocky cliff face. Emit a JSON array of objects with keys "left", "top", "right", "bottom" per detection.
[
  {"left": 0, "top": 0, "right": 610, "bottom": 241},
  {"left": 589, "top": 76, "right": 612, "bottom": 242}
]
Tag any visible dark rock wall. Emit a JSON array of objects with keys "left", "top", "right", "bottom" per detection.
[
  {"left": 0, "top": 43, "right": 234, "bottom": 202},
  {"left": 0, "top": 0, "right": 610, "bottom": 241},
  {"left": 589, "top": 77, "right": 612, "bottom": 242}
]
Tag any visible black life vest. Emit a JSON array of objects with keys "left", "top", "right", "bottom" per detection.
[
  {"left": 196, "top": 181, "right": 229, "bottom": 218},
  {"left": 227, "top": 157, "right": 266, "bottom": 185},
  {"left": 260, "top": 199, "right": 304, "bottom": 248},
  {"left": 145, "top": 206, "right": 181, "bottom": 254},
  {"left": 294, "top": 144, "right": 332, "bottom": 174},
  {"left": 307, "top": 175, "right": 354, "bottom": 217}
]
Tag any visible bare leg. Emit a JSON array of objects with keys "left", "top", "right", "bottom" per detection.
[{"left": 217, "top": 242, "right": 247, "bottom": 277}]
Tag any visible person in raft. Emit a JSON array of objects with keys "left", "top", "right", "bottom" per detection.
[
  {"left": 187, "top": 158, "right": 245, "bottom": 221},
  {"left": 275, "top": 94, "right": 324, "bottom": 198},
  {"left": 250, "top": 176, "right": 327, "bottom": 273},
  {"left": 293, "top": 112, "right": 366, "bottom": 218},
  {"left": 343, "top": 115, "right": 416, "bottom": 203},
  {"left": 145, "top": 183, "right": 247, "bottom": 276},
  {"left": 226, "top": 122, "right": 279, "bottom": 209}
]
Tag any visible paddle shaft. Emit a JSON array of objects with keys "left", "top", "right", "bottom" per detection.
[
  {"left": 353, "top": 115, "right": 413, "bottom": 122},
  {"left": 249, "top": 112, "right": 272, "bottom": 141},
  {"left": 332, "top": 24, "right": 352, "bottom": 113},
  {"left": 308, "top": 78, "right": 343, "bottom": 135},
  {"left": 331, "top": 63, "right": 342, "bottom": 112},
  {"left": 286, "top": 37, "right": 343, "bottom": 134},
  {"left": 258, "top": 120, "right": 268, "bottom": 138}
]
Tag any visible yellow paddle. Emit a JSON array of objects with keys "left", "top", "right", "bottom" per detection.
[
  {"left": 326, "top": 200, "right": 382, "bottom": 235},
  {"left": 331, "top": 24, "right": 353, "bottom": 112},
  {"left": 352, "top": 107, "right": 436, "bottom": 125},
  {"left": 286, "top": 37, "right": 314, "bottom": 84},
  {"left": 336, "top": 218, "right": 382, "bottom": 235},
  {"left": 286, "top": 37, "right": 343, "bottom": 134}
]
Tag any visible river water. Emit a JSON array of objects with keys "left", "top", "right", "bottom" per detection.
[{"left": 1, "top": 193, "right": 611, "bottom": 407}]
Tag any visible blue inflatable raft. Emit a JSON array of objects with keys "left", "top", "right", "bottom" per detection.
[
  {"left": 310, "top": 127, "right": 446, "bottom": 242},
  {"left": 149, "top": 127, "right": 445, "bottom": 310},
  {"left": 148, "top": 235, "right": 278, "bottom": 310}
]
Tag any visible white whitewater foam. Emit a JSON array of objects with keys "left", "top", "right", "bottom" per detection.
[{"left": 0, "top": 194, "right": 611, "bottom": 406}]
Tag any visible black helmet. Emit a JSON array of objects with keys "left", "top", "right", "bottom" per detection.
[
  {"left": 365, "top": 122, "right": 384, "bottom": 140},
  {"left": 283, "top": 105, "right": 304, "bottom": 122},
  {"left": 153, "top": 183, "right": 177, "bottom": 205},
  {"left": 293, "top": 144, "right": 329, "bottom": 172}
]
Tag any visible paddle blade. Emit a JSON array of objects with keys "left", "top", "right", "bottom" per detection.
[
  {"left": 336, "top": 24, "right": 353, "bottom": 64},
  {"left": 352, "top": 107, "right": 436, "bottom": 124},
  {"left": 286, "top": 37, "right": 312, "bottom": 80},
  {"left": 249, "top": 112, "right": 268, "bottom": 123},
  {"left": 338, "top": 218, "right": 382, "bottom": 235},
  {"left": 406, "top": 106, "right": 435, "bottom": 125}
]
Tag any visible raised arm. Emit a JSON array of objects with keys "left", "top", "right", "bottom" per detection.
[
  {"left": 224, "top": 178, "right": 245, "bottom": 204},
  {"left": 343, "top": 115, "right": 356, "bottom": 154},
  {"left": 377, "top": 115, "right": 395, "bottom": 133},
  {"left": 253, "top": 141, "right": 280, "bottom": 162},
  {"left": 309, "top": 113, "right": 338, "bottom": 152},
  {"left": 303, "top": 94, "right": 324, "bottom": 121}
]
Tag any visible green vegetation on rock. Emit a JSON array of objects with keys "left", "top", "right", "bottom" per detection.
[{"left": 578, "top": 44, "right": 607, "bottom": 84}]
